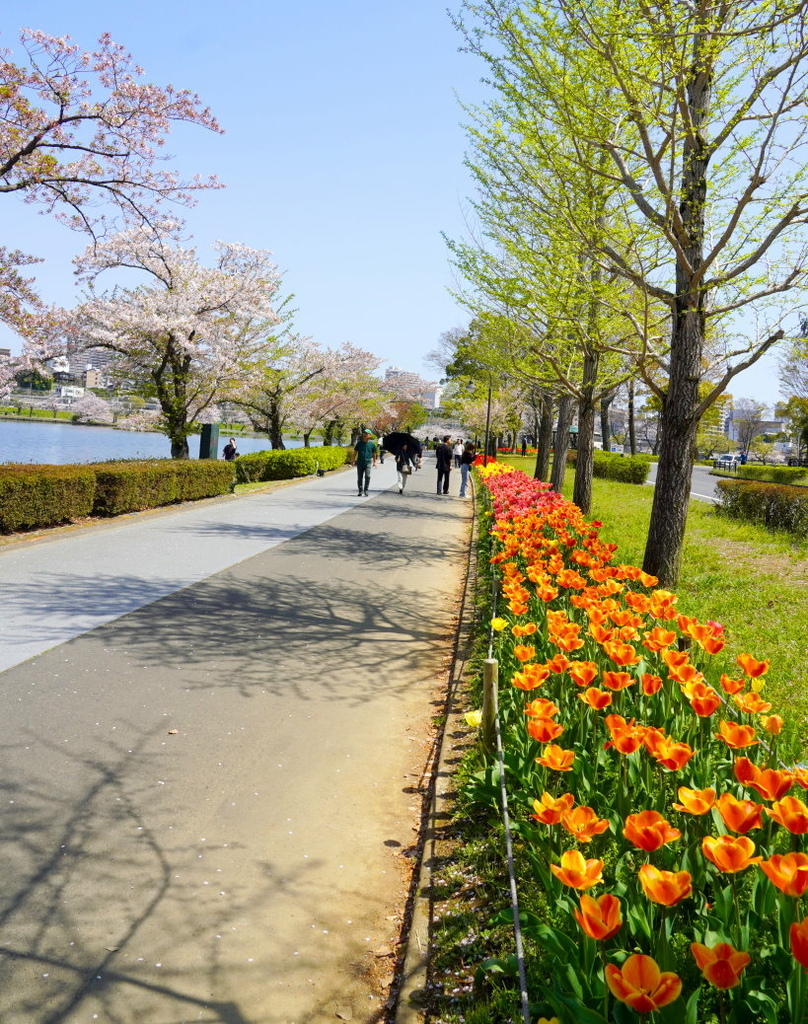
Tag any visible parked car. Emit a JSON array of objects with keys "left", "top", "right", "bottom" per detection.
[{"left": 714, "top": 453, "right": 741, "bottom": 468}]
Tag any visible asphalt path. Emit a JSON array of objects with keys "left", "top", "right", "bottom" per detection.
[
  {"left": 0, "top": 457, "right": 471, "bottom": 1023},
  {"left": 645, "top": 461, "right": 723, "bottom": 503}
]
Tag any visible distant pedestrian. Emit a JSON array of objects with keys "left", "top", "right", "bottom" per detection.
[
  {"left": 435, "top": 435, "right": 453, "bottom": 495},
  {"left": 352, "top": 429, "right": 378, "bottom": 496},
  {"left": 396, "top": 444, "right": 415, "bottom": 493},
  {"left": 453, "top": 439, "right": 463, "bottom": 467},
  {"left": 521, "top": 436, "right": 527, "bottom": 457},
  {"left": 459, "top": 442, "right": 476, "bottom": 497},
  {"left": 223, "top": 437, "right": 239, "bottom": 461}
]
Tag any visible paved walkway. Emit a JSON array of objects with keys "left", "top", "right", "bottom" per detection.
[{"left": 0, "top": 457, "right": 471, "bottom": 1024}]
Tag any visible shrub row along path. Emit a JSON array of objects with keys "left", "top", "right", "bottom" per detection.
[{"left": 0, "top": 457, "right": 471, "bottom": 1024}]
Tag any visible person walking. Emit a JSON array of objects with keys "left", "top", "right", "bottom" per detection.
[
  {"left": 395, "top": 444, "right": 415, "bottom": 493},
  {"left": 353, "top": 429, "right": 378, "bottom": 496},
  {"left": 459, "top": 441, "right": 476, "bottom": 498},
  {"left": 435, "top": 435, "right": 453, "bottom": 495},
  {"left": 452, "top": 438, "right": 463, "bottom": 468}
]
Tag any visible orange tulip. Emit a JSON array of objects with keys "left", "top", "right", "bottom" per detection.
[
  {"left": 513, "top": 644, "right": 537, "bottom": 663},
  {"left": 512, "top": 664, "right": 551, "bottom": 691},
  {"left": 716, "top": 792, "right": 764, "bottom": 834},
  {"left": 766, "top": 795, "right": 808, "bottom": 834},
  {"left": 511, "top": 621, "right": 538, "bottom": 637},
  {"left": 649, "top": 590, "right": 679, "bottom": 619},
  {"left": 605, "top": 953, "right": 682, "bottom": 1012},
  {"left": 527, "top": 716, "right": 565, "bottom": 743},
  {"left": 606, "top": 724, "right": 645, "bottom": 755},
  {"left": 719, "top": 673, "right": 747, "bottom": 695},
  {"left": 535, "top": 744, "right": 575, "bottom": 771},
  {"left": 700, "top": 634, "right": 726, "bottom": 656},
  {"left": 589, "top": 623, "right": 616, "bottom": 644},
  {"left": 702, "top": 834, "right": 762, "bottom": 873},
  {"left": 673, "top": 786, "right": 716, "bottom": 815},
  {"left": 561, "top": 805, "right": 610, "bottom": 843},
  {"left": 642, "top": 626, "right": 677, "bottom": 652},
  {"left": 734, "top": 691, "right": 773, "bottom": 714},
  {"left": 601, "top": 671, "right": 635, "bottom": 691},
  {"left": 737, "top": 652, "right": 770, "bottom": 678},
  {"left": 638, "top": 864, "right": 692, "bottom": 906},
  {"left": 760, "top": 853, "right": 808, "bottom": 897},
  {"left": 691, "top": 942, "right": 750, "bottom": 990},
  {"left": 761, "top": 714, "right": 784, "bottom": 735},
  {"left": 531, "top": 791, "right": 575, "bottom": 826},
  {"left": 641, "top": 673, "right": 663, "bottom": 695},
  {"left": 574, "top": 892, "right": 622, "bottom": 940},
  {"left": 549, "top": 849, "right": 604, "bottom": 890},
  {"left": 567, "top": 660, "right": 599, "bottom": 687},
  {"left": 602, "top": 640, "right": 641, "bottom": 666},
  {"left": 733, "top": 756, "right": 759, "bottom": 786},
  {"left": 717, "top": 720, "right": 759, "bottom": 749},
  {"left": 545, "top": 653, "right": 571, "bottom": 674},
  {"left": 661, "top": 648, "right": 690, "bottom": 670},
  {"left": 623, "top": 810, "right": 681, "bottom": 851},
  {"left": 524, "top": 697, "right": 560, "bottom": 719},
  {"left": 791, "top": 916, "right": 808, "bottom": 970},
  {"left": 748, "top": 768, "right": 794, "bottom": 802},
  {"left": 652, "top": 738, "right": 695, "bottom": 772},
  {"left": 688, "top": 683, "right": 722, "bottom": 718},
  {"left": 578, "top": 687, "right": 613, "bottom": 710}
]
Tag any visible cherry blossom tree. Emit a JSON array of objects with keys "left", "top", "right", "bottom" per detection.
[
  {"left": 0, "top": 353, "right": 17, "bottom": 402},
  {"left": 286, "top": 343, "right": 386, "bottom": 445},
  {"left": 1, "top": 29, "right": 222, "bottom": 332},
  {"left": 72, "top": 220, "right": 280, "bottom": 458},
  {"left": 72, "top": 393, "right": 113, "bottom": 424}
]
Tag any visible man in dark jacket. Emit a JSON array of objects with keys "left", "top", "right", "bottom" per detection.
[{"left": 435, "top": 435, "right": 453, "bottom": 495}]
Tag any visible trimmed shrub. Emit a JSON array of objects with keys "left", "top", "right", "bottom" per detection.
[
  {"left": 736, "top": 464, "right": 808, "bottom": 485},
  {"left": 715, "top": 478, "right": 808, "bottom": 538},
  {"left": 234, "top": 445, "right": 349, "bottom": 484},
  {"left": 592, "top": 450, "right": 651, "bottom": 484},
  {"left": 0, "top": 464, "right": 96, "bottom": 532},
  {"left": 92, "top": 460, "right": 234, "bottom": 515}
]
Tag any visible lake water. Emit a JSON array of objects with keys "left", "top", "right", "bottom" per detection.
[{"left": 0, "top": 419, "right": 320, "bottom": 465}]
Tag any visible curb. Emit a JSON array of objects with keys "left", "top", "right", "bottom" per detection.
[{"left": 394, "top": 488, "right": 479, "bottom": 1023}]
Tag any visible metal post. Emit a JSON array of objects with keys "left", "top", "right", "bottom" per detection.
[{"left": 482, "top": 658, "right": 498, "bottom": 756}]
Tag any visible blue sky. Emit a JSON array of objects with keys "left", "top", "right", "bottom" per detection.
[{"left": 0, "top": 1, "right": 787, "bottom": 408}]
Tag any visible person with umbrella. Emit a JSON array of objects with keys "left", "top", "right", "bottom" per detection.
[{"left": 352, "top": 429, "right": 378, "bottom": 496}]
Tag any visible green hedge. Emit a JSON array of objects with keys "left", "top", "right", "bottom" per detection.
[
  {"left": 0, "top": 465, "right": 97, "bottom": 531},
  {"left": 735, "top": 464, "right": 808, "bottom": 485},
  {"left": 592, "top": 450, "right": 651, "bottom": 484},
  {"left": 0, "top": 459, "right": 235, "bottom": 532},
  {"left": 715, "top": 478, "right": 808, "bottom": 538},
  {"left": 234, "top": 445, "right": 349, "bottom": 484},
  {"left": 93, "top": 460, "right": 235, "bottom": 516}
]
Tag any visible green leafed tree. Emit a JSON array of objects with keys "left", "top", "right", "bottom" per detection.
[{"left": 457, "top": 0, "right": 808, "bottom": 584}]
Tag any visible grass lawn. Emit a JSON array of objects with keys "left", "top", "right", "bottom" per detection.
[{"left": 500, "top": 456, "right": 808, "bottom": 749}]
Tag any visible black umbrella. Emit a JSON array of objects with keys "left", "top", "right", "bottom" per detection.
[{"left": 381, "top": 432, "right": 423, "bottom": 457}]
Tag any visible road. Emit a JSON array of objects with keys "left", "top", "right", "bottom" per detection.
[
  {"left": 645, "top": 461, "right": 723, "bottom": 503},
  {"left": 0, "top": 458, "right": 471, "bottom": 1024}
]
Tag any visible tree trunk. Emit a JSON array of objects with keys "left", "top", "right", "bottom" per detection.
[
  {"left": 643, "top": 45, "right": 711, "bottom": 587},
  {"left": 573, "top": 350, "right": 600, "bottom": 515},
  {"left": 303, "top": 430, "right": 312, "bottom": 447},
  {"left": 600, "top": 390, "right": 615, "bottom": 452},
  {"left": 550, "top": 394, "right": 574, "bottom": 494},
  {"left": 627, "top": 378, "right": 637, "bottom": 455},
  {"left": 534, "top": 393, "right": 553, "bottom": 481},
  {"left": 170, "top": 437, "right": 190, "bottom": 459}
]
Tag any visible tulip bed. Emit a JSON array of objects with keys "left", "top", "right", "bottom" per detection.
[{"left": 470, "top": 460, "right": 808, "bottom": 1024}]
